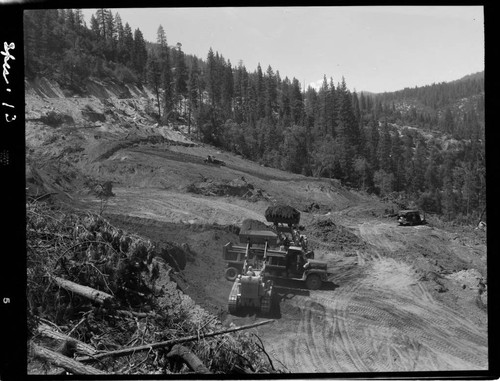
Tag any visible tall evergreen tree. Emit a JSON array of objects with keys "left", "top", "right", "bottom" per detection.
[
  {"left": 173, "top": 42, "right": 188, "bottom": 110},
  {"left": 187, "top": 59, "right": 200, "bottom": 134},
  {"left": 206, "top": 48, "right": 218, "bottom": 107},
  {"left": 132, "top": 28, "right": 148, "bottom": 79},
  {"left": 122, "top": 22, "right": 134, "bottom": 67},
  {"left": 146, "top": 53, "right": 162, "bottom": 119},
  {"left": 377, "top": 122, "right": 392, "bottom": 172},
  {"left": 411, "top": 137, "right": 427, "bottom": 193}
]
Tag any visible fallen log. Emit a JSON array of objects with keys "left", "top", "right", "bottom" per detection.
[
  {"left": 167, "top": 344, "right": 211, "bottom": 374},
  {"left": 51, "top": 276, "right": 113, "bottom": 305},
  {"left": 31, "top": 343, "right": 106, "bottom": 375},
  {"left": 77, "top": 319, "right": 275, "bottom": 362},
  {"left": 37, "top": 323, "right": 97, "bottom": 356}
]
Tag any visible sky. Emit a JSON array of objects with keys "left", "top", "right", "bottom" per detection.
[{"left": 82, "top": 6, "right": 484, "bottom": 93}]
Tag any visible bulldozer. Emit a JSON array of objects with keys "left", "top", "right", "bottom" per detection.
[
  {"left": 227, "top": 263, "right": 274, "bottom": 315},
  {"left": 204, "top": 155, "right": 226, "bottom": 166},
  {"left": 226, "top": 228, "right": 275, "bottom": 315},
  {"left": 224, "top": 207, "right": 330, "bottom": 314}
]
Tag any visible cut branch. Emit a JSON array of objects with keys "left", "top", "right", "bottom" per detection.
[
  {"left": 51, "top": 276, "right": 113, "bottom": 305},
  {"left": 167, "top": 344, "right": 211, "bottom": 374},
  {"left": 252, "top": 332, "right": 275, "bottom": 371},
  {"left": 77, "top": 319, "right": 275, "bottom": 362},
  {"left": 37, "top": 323, "right": 97, "bottom": 356},
  {"left": 31, "top": 342, "right": 106, "bottom": 375}
]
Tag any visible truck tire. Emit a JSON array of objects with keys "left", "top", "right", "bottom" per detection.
[
  {"left": 225, "top": 267, "right": 238, "bottom": 281},
  {"left": 306, "top": 274, "right": 322, "bottom": 290}
]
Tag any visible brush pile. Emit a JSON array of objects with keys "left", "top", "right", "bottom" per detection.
[{"left": 27, "top": 200, "right": 279, "bottom": 375}]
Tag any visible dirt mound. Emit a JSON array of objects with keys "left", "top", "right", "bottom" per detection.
[
  {"left": 446, "top": 269, "right": 485, "bottom": 290},
  {"left": 309, "top": 218, "right": 366, "bottom": 250},
  {"left": 153, "top": 241, "right": 200, "bottom": 272},
  {"left": 241, "top": 219, "right": 273, "bottom": 232},
  {"left": 186, "top": 177, "right": 269, "bottom": 201}
]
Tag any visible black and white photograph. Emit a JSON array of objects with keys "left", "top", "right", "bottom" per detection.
[{"left": 17, "top": 5, "right": 490, "bottom": 377}]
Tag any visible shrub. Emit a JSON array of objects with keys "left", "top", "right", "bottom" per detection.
[
  {"left": 40, "top": 111, "right": 74, "bottom": 127},
  {"left": 113, "top": 64, "right": 138, "bottom": 84}
]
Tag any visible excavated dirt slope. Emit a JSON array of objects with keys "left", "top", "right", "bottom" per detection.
[{"left": 25, "top": 77, "right": 488, "bottom": 374}]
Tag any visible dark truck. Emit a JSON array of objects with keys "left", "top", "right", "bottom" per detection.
[{"left": 397, "top": 210, "right": 425, "bottom": 226}]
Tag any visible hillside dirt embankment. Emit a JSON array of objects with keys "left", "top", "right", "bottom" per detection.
[{"left": 26, "top": 77, "right": 488, "bottom": 373}]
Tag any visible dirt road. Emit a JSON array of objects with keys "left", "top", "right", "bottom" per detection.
[
  {"left": 224, "top": 213, "right": 487, "bottom": 372},
  {"left": 257, "top": 256, "right": 487, "bottom": 372}
]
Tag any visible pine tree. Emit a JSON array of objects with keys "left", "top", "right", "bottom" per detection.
[
  {"left": 411, "top": 137, "right": 427, "bottom": 194},
  {"left": 90, "top": 14, "right": 100, "bottom": 38},
  {"left": 278, "top": 77, "right": 291, "bottom": 126},
  {"left": 95, "top": 9, "right": 109, "bottom": 40},
  {"left": 146, "top": 53, "right": 162, "bottom": 120},
  {"left": 206, "top": 48, "right": 218, "bottom": 107},
  {"left": 157, "top": 25, "right": 167, "bottom": 50},
  {"left": 173, "top": 42, "right": 188, "bottom": 111},
  {"left": 161, "top": 53, "right": 174, "bottom": 124},
  {"left": 440, "top": 108, "right": 455, "bottom": 134},
  {"left": 377, "top": 122, "right": 392, "bottom": 172},
  {"left": 290, "top": 78, "right": 303, "bottom": 126},
  {"left": 390, "top": 130, "right": 405, "bottom": 191},
  {"left": 315, "top": 75, "right": 328, "bottom": 137},
  {"left": 114, "top": 13, "right": 125, "bottom": 61},
  {"left": 74, "top": 9, "right": 84, "bottom": 29},
  {"left": 122, "top": 23, "right": 134, "bottom": 68},
  {"left": 233, "top": 62, "right": 244, "bottom": 123},
  {"left": 222, "top": 60, "right": 234, "bottom": 118},
  {"left": 367, "top": 116, "right": 379, "bottom": 172},
  {"left": 256, "top": 63, "right": 265, "bottom": 119},
  {"left": 328, "top": 77, "right": 337, "bottom": 137},
  {"left": 264, "top": 65, "right": 277, "bottom": 121},
  {"left": 335, "top": 77, "right": 359, "bottom": 180},
  {"left": 187, "top": 59, "right": 200, "bottom": 134},
  {"left": 132, "top": 28, "right": 148, "bottom": 79}
]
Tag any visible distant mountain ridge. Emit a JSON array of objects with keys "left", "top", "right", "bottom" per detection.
[{"left": 366, "top": 71, "right": 484, "bottom": 140}]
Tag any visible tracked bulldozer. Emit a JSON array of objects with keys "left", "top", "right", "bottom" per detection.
[
  {"left": 227, "top": 265, "right": 274, "bottom": 315},
  {"left": 226, "top": 230, "right": 276, "bottom": 315},
  {"left": 224, "top": 209, "right": 330, "bottom": 315}
]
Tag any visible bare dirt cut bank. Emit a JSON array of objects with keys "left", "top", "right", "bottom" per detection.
[{"left": 26, "top": 77, "right": 488, "bottom": 374}]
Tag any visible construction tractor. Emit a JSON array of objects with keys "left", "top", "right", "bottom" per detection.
[
  {"left": 226, "top": 228, "right": 275, "bottom": 315},
  {"left": 223, "top": 209, "right": 330, "bottom": 316},
  {"left": 227, "top": 264, "right": 274, "bottom": 315},
  {"left": 204, "top": 155, "right": 226, "bottom": 166}
]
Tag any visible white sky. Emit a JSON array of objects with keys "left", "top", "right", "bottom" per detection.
[{"left": 82, "top": 6, "right": 484, "bottom": 93}]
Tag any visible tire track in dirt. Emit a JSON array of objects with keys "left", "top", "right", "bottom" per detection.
[
  {"left": 263, "top": 253, "right": 487, "bottom": 372},
  {"left": 352, "top": 258, "right": 487, "bottom": 370}
]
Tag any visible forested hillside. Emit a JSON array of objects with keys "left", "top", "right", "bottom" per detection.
[{"left": 24, "top": 9, "right": 485, "bottom": 224}]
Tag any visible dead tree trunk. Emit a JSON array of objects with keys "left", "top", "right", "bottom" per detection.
[
  {"left": 31, "top": 343, "right": 106, "bottom": 375},
  {"left": 167, "top": 344, "right": 211, "bottom": 374},
  {"left": 37, "top": 323, "right": 97, "bottom": 356},
  {"left": 51, "top": 276, "right": 113, "bottom": 305},
  {"left": 77, "top": 319, "right": 275, "bottom": 362}
]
